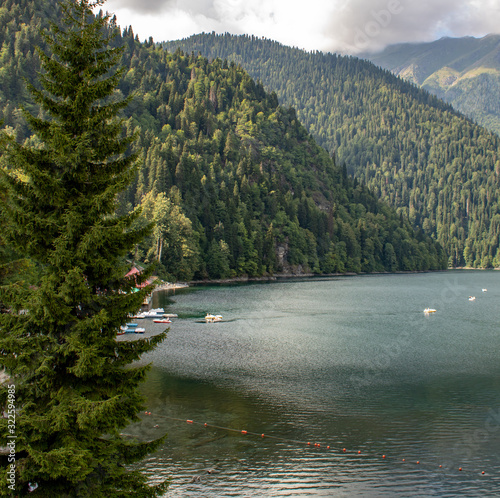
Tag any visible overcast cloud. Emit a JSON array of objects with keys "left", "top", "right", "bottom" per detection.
[{"left": 102, "top": 0, "right": 500, "bottom": 54}]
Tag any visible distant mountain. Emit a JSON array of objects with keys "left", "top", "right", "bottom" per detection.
[
  {"left": 163, "top": 33, "right": 500, "bottom": 268},
  {"left": 362, "top": 35, "right": 500, "bottom": 135}
]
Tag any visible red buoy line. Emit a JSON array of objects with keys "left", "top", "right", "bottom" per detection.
[
  {"left": 151, "top": 414, "right": 308, "bottom": 446},
  {"left": 131, "top": 411, "right": 491, "bottom": 478}
]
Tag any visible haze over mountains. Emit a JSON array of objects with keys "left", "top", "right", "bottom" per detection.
[{"left": 363, "top": 34, "right": 500, "bottom": 135}]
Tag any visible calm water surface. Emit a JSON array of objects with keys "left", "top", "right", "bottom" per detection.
[{"left": 129, "top": 271, "right": 500, "bottom": 496}]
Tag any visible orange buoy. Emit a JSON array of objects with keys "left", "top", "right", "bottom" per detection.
[
  {"left": 241, "top": 430, "right": 247, "bottom": 435},
  {"left": 382, "top": 455, "right": 386, "bottom": 459},
  {"left": 439, "top": 465, "right": 442, "bottom": 468},
  {"left": 204, "top": 423, "right": 208, "bottom": 427},
  {"left": 261, "top": 434, "right": 265, "bottom": 438},
  {"left": 402, "top": 459, "right": 405, "bottom": 462},
  {"left": 482, "top": 471, "right": 485, "bottom": 475},
  {"left": 307, "top": 442, "right": 311, "bottom": 445},
  {"left": 187, "top": 419, "right": 193, "bottom": 424},
  {"left": 417, "top": 461, "right": 420, "bottom": 464},
  {"left": 327, "top": 446, "right": 330, "bottom": 449},
  {"left": 358, "top": 450, "right": 361, "bottom": 454},
  {"left": 343, "top": 448, "right": 346, "bottom": 452},
  {"left": 459, "top": 467, "right": 462, "bottom": 471}
]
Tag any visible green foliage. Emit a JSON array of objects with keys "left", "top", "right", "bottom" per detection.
[
  {"left": 163, "top": 33, "right": 500, "bottom": 268},
  {"left": 0, "top": 1, "right": 167, "bottom": 495},
  {"left": 112, "top": 39, "right": 445, "bottom": 275},
  {"left": 137, "top": 189, "right": 199, "bottom": 280},
  {"left": 0, "top": 0, "right": 446, "bottom": 277}
]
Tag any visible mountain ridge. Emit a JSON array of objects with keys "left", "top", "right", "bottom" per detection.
[
  {"left": 163, "top": 32, "right": 500, "bottom": 268},
  {"left": 362, "top": 34, "right": 500, "bottom": 134}
]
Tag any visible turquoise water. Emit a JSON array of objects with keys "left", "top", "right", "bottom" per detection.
[{"left": 130, "top": 271, "right": 500, "bottom": 496}]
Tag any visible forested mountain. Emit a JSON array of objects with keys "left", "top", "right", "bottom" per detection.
[
  {"left": 362, "top": 35, "right": 500, "bottom": 135},
  {"left": 0, "top": 0, "right": 447, "bottom": 281},
  {"left": 163, "top": 33, "right": 500, "bottom": 268}
]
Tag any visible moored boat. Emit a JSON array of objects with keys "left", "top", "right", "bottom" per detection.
[
  {"left": 135, "top": 308, "right": 166, "bottom": 319},
  {"left": 205, "top": 313, "right": 222, "bottom": 323},
  {"left": 120, "top": 324, "right": 146, "bottom": 333},
  {"left": 423, "top": 308, "right": 436, "bottom": 314}
]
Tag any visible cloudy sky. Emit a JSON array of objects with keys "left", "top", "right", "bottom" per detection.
[{"left": 102, "top": 0, "right": 500, "bottom": 54}]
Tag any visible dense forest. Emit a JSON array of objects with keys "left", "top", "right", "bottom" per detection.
[
  {"left": 0, "top": 0, "right": 447, "bottom": 282},
  {"left": 163, "top": 33, "right": 500, "bottom": 268}
]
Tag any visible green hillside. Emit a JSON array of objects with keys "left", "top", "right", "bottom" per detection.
[
  {"left": 163, "top": 33, "right": 500, "bottom": 268},
  {"left": 0, "top": 0, "right": 447, "bottom": 281},
  {"left": 363, "top": 35, "right": 500, "bottom": 135}
]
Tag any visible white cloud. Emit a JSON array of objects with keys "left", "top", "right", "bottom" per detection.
[{"left": 102, "top": 0, "right": 500, "bottom": 53}]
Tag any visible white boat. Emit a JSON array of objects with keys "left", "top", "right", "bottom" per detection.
[
  {"left": 469, "top": 296, "right": 475, "bottom": 301},
  {"left": 153, "top": 318, "right": 171, "bottom": 324},
  {"left": 120, "top": 325, "right": 146, "bottom": 333},
  {"left": 163, "top": 313, "right": 178, "bottom": 318},
  {"left": 135, "top": 309, "right": 166, "bottom": 319},
  {"left": 423, "top": 308, "right": 436, "bottom": 314},
  {"left": 482, "top": 288, "right": 487, "bottom": 292},
  {"left": 205, "top": 313, "right": 222, "bottom": 323}
]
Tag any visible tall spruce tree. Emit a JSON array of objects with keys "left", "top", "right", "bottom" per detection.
[{"left": 0, "top": 1, "right": 168, "bottom": 495}]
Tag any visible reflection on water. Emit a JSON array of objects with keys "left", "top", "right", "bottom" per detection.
[{"left": 128, "top": 272, "right": 500, "bottom": 496}]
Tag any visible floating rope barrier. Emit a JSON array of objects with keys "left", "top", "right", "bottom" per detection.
[{"left": 129, "top": 411, "right": 491, "bottom": 478}]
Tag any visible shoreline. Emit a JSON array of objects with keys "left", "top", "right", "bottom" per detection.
[
  {"left": 160, "top": 269, "right": 450, "bottom": 290},
  {"left": 454, "top": 266, "right": 500, "bottom": 270},
  {"left": 187, "top": 272, "right": 355, "bottom": 286},
  {"left": 154, "top": 266, "right": 498, "bottom": 292},
  {"left": 153, "top": 282, "right": 189, "bottom": 292}
]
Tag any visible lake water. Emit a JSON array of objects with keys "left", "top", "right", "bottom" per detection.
[{"left": 129, "top": 271, "right": 500, "bottom": 497}]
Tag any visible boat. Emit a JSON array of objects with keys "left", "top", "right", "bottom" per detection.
[
  {"left": 469, "top": 296, "right": 475, "bottom": 301},
  {"left": 482, "top": 288, "right": 487, "bottom": 292},
  {"left": 153, "top": 318, "right": 172, "bottom": 324},
  {"left": 136, "top": 308, "right": 166, "bottom": 319},
  {"left": 163, "top": 313, "right": 178, "bottom": 318},
  {"left": 205, "top": 313, "right": 222, "bottom": 323},
  {"left": 423, "top": 308, "right": 436, "bottom": 314},
  {"left": 120, "top": 324, "right": 146, "bottom": 334}
]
